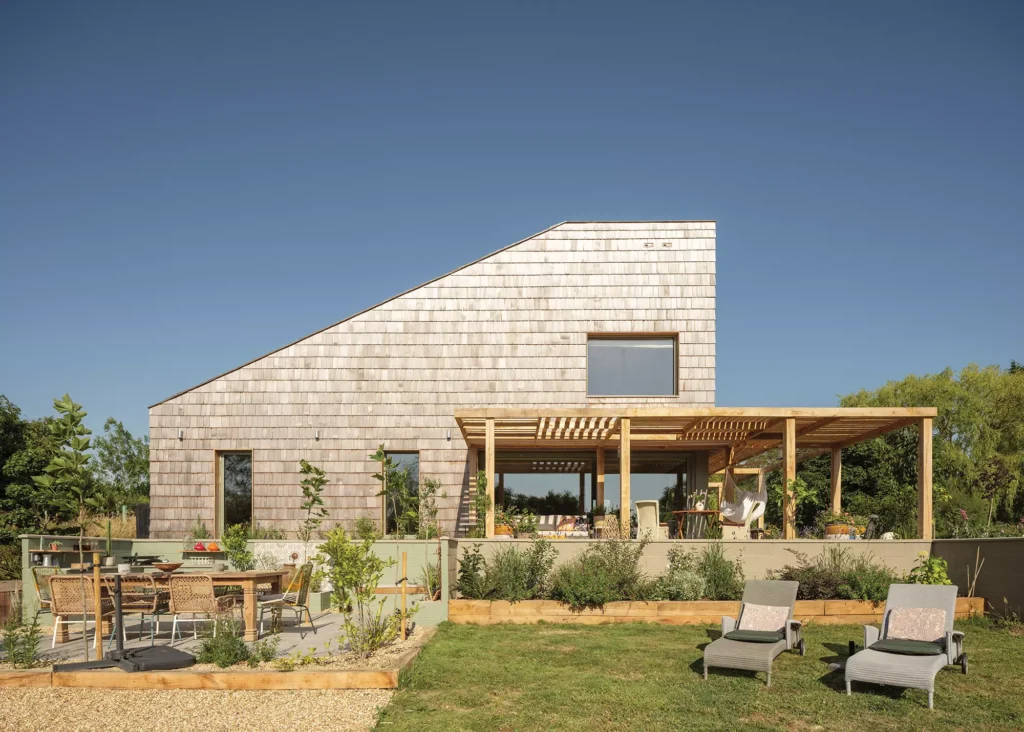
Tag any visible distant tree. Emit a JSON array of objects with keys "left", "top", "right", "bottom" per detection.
[{"left": 91, "top": 417, "right": 150, "bottom": 512}]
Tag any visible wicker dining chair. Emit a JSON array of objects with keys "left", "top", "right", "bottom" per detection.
[
  {"left": 168, "top": 574, "right": 237, "bottom": 645},
  {"left": 48, "top": 574, "right": 117, "bottom": 650},
  {"left": 258, "top": 563, "right": 316, "bottom": 637},
  {"left": 31, "top": 566, "right": 62, "bottom": 623},
  {"left": 102, "top": 574, "right": 170, "bottom": 646}
]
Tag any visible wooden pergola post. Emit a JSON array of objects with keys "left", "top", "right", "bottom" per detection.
[
  {"left": 782, "top": 417, "right": 797, "bottom": 539},
  {"left": 485, "top": 417, "right": 495, "bottom": 538},
  {"left": 596, "top": 448, "right": 605, "bottom": 508},
  {"left": 830, "top": 447, "right": 842, "bottom": 514},
  {"left": 917, "top": 417, "right": 933, "bottom": 540},
  {"left": 620, "top": 418, "right": 631, "bottom": 536}
]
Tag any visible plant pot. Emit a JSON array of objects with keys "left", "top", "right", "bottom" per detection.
[
  {"left": 104, "top": 556, "right": 116, "bottom": 566},
  {"left": 49, "top": 542, "right": 60, "bottom": 551},
  {"left": 117, "top": 563, "right": 132, "bottom": 574},
  {"left": 514, "top": 531, "right": 534, "bottom": 539},
  {"left": 494, "top": 525, "right": 513, "bottom": 537},
  {"left": 824, "top": 524, "right": 852, "bottom": 540}
]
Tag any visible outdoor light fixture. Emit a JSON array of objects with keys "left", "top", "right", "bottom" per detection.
[
  {"left": 314, "top": 429, "right": 320, "bottom": 441},
  {"left": 446, "top": 429, "right": 451, "bottom": 442},
  {"left": 177, "top": 429, "right": 184, "bottom": 441}
]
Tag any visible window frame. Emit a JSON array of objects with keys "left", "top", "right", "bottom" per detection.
[
  {"left": 215, "top": 450, "right": 254, "bottom": 538},
  {"left": 586, "top": 333, "right": 680, "bottom": 397}
]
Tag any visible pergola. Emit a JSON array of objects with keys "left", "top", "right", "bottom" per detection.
[{"left": 454, "top": 407, "right": 937, "bottom": 540}]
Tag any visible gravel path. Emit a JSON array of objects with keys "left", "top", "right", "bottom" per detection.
[{"left": 1, "top": 687, "right": 392, "bottom": 731}]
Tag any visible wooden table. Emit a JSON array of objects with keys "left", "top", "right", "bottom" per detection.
[
  {"left": 153, "top": 570, "right": 288, "bottom": 642},
  {"left": 672, "top": 510, "right": 719, "bottom": 539},
  {"left": 53, "top": 569, "right": 289, "bottom": 644}
]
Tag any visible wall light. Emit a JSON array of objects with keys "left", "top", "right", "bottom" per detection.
[
  {"left": 446, "top": 429, "right": 451, "bottom": 442},
  {"left": 314, "top": 429, "right": 320, "bottom": 441},
  {"left": 178, "top": 429, "right": 184, "bottom": 441}
]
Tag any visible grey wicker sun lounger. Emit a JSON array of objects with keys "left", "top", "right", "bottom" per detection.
[
  {"left": 845, "top": 584, "right": 967, "bottom": 709},
  {"left": 703, "top": 580, "right": 804, "bottom": 687}
]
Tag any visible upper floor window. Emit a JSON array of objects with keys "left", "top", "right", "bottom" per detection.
[
  {"left": 587, "top": 336, "right": 677, "bottom": 396},
  {"left": 218, "top": 451, "right": 252, "bottom": 535}
]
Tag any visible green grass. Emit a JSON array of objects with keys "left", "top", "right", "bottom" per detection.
[{"left": 376, "top": 619, "right": 1024, "bottom": 731}]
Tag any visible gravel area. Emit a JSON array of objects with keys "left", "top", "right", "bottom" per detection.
[{"left": 1, "top": 687, "right": 392, "bottom": 731}]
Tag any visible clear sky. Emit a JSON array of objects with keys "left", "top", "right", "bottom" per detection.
[{"left": 2, "top": 1, "right": 1022, "bottom": 454}]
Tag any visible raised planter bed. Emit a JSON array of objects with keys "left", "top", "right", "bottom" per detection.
[
  {"left": 449, "top": 597, "right": 985, "bottom": 625},
  {"left": 0, "top": 630, "right": 433, "bottom": 691}
]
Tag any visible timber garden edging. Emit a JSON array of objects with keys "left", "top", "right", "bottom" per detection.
[{"left": 448, "top": 597, "right": 985, "bottom": 625}]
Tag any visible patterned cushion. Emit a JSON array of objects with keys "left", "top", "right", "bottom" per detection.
[
  {"left": 887, "top": 607, "right": 947, "bottom": 643},
  {"left": 738, "top": 603, "right": 789, "bottom": 633}
]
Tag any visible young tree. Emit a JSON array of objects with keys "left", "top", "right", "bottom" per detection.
[
  {"left": 977, "top": 457, "right": 1017, "bottom": 528},
  {"left": 33, "top": 394, "right": 97, "bottom": 661},
  {"left": 297, "top": 459, "right": 329, "bottom": 562}
]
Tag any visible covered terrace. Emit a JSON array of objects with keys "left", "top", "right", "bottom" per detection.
[{"left": 454, "top": 407, "right": 938, "bottom": 540}]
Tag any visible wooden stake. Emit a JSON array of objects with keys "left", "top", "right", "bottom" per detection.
[
  {"left": 92, "top": 552, "right": 103, "bottom": 659},
  {"left": 400, "top": 552, "right": 408, "bottom": 640}
]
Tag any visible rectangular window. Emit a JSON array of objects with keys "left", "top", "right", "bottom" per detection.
[
  {"left": 218, "top": 451, "right": 252, "bottom": 535},
  {"left": 587, "top": 336, "right": 677, "bottom": 396},
  {"left": 381, "top": 452, "right": 419, "bottom": 535}
]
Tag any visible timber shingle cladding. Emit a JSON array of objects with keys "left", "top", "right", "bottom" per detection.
[{"left": 148, "top": 221, "right": 716, "bottom": 538}]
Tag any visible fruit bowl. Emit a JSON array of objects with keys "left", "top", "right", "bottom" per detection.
[{"left": 153, "top": 562, "right": 183, "bottom": 573}]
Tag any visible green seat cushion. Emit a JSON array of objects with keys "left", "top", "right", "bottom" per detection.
[
  {"left": 724, "top": 630, "right": 784, "bottom": 643},
  {"left": 870, "top": 639, "right": 944, "bottom": 656}
]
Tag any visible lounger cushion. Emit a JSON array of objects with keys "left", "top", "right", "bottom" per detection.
[
  {"left": 724, "top": 630, "right": 784, "bottom": 643},
  {"left": 870, "top": 639, "right": 944, "bottom": 656},
  {"left": 738, "top": 603, "right": 789, "bottom": 633},
  {"left": 886, "top": 606, "right": 946, "bottom": 643}
]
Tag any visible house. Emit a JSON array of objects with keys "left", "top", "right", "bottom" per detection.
[{"left": 148, "top": 221, "right": 934, "bottom": 540}]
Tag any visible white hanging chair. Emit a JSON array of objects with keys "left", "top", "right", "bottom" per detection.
[{"left": 719, "top": 470, "right": 767, "bottom": 535}]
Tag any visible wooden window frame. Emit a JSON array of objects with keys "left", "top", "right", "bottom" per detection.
[
  {"left": 215, "top": 450, "right": 254, "bottom": 538},
  {"left": 586, "top": 333, "right": 680, "bottom": 398}
]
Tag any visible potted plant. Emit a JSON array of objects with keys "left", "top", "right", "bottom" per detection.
[
  {"left": 493, "top": 507, "right": 514, "bottom": 537},
  {"left": 512, "top": 510, "right": 537, "bottom": 538},
  {"left": 819, "top": 510, "right": 856, "bottom": 539}
]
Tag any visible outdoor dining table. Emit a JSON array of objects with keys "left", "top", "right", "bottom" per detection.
[{"left": 55, "top": 569, "right": 288, "bottom": 643}]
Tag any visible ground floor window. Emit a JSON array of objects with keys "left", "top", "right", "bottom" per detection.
[
  {"left": 381, "top": 451, "right": 419, "bottom": 535},
  {"left": 218, "top": 451, "right": 252, "bottom": 535}
]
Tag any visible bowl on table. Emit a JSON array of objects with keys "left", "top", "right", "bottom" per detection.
[{"left": 153, "top": 562, "right": 183, "bottom": 573}]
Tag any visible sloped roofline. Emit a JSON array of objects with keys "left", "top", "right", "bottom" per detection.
[{"left": 149, "top": 220, "right": 715, "bottom": 408}]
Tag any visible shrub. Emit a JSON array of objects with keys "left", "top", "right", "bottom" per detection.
[
  {"left": 908, "top": 552, "right": 952, "bottom": 585},
  {"left": 419, "top": 559, "right": 443, "bottom": 600},
  {"left": 481, "top": 539, "right": 556, "bottom": 602},
  {"left": 222, "top": 524, "right": 255, "bottom": 571},
  {"left": 457, "top": 544, "right": 487, "bottom": 599},
  {"left": 694, "top": 542, "right": 745, "bottom": 600},
  {"left": 354, "top": 516, "right": 381, "bottom": 541},
  {"left": 549, "top": 537, "right": 655, "bottom": 611},
  {"left": 656, "top": 567, "right": 706, "bottom": 601},
  {"left": 769, "top": 545, "right": 902, "bottom": 602},
  {"left": 195, "top": 616, "right": 251, "bottom": 667},
  {"left": 2, "top": 592, "right": 42, "bottom": 668}
]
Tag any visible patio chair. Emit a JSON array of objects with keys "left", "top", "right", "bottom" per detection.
[
  {"left": 48, "top": 574, "right": 117, "bottom": 650},
  {"left": 635, "top": 500, "right": 668, "bottom": 539},
  {"left": 258, "top": 562, "right": 316, "bottom": 637},
  {"left": 703, "top": 580, "right": 804, "bottom": 686},
  {"left": 31, "top": 566, "right": 62, "bottom": 624},
  {"left": 168, "top": 574, "right": 237, "bottom": 645},
  {"left": 845, "top": 584, "right": 966, "bottom": 709},
  {"left": 102, "top": 574, "right": 170, "bottom": 646},
  {"left": 719, "top": 471, "right": 766, "bottom": 540}
]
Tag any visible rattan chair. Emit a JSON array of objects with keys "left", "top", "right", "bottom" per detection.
[
  {"left": 48, "top": 574, "right": 117, "bottom": 650},
  {"left": 31, "top": 566, "right": 62, "bottom": 623},
  {"left": 102, "top": 574, "right": 170, "bottom": 646},
  {"left": 168, "top": 574, "right": 237, "bottom": 645},
  {"left": 258, "top": 563, "right": 316, "bottom": 637}
]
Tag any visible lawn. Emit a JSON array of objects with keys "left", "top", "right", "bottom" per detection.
[{"left": 376, "top": 619, "right": 1024, "bottom": 731}]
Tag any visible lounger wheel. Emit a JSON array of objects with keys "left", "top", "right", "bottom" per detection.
[
  {"left": 798, "top": 638, "right": 806, "bottom": 656},
  {"left": 959, "top": 653, "right": 968, "bottom": 675}
]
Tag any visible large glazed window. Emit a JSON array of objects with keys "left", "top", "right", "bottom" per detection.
[
  {"left": 587, "top": 337, "right": 677, "bottom": 396},
  {"left": 219, "top": 451, "right": 253, "bottom": 533},
  {"left": 382, "top": 452, "right": 419, "bottom": 535}
]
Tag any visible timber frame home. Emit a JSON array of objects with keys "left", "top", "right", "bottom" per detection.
[{"left": 148, "top": 221, "right": 935, "bottom": 540}]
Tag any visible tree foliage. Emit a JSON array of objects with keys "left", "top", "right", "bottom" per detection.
[{"left": 91, "top": 417, "right": 150, "bottom": 513}]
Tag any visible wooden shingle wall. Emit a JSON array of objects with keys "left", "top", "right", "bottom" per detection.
[{"left": 148, "top": 222, "right": 716, "bottom": 537}]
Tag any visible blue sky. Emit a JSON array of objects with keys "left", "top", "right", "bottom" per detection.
[{"left": 2, "top": 1, "right": 1022, "bottom": 451}]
